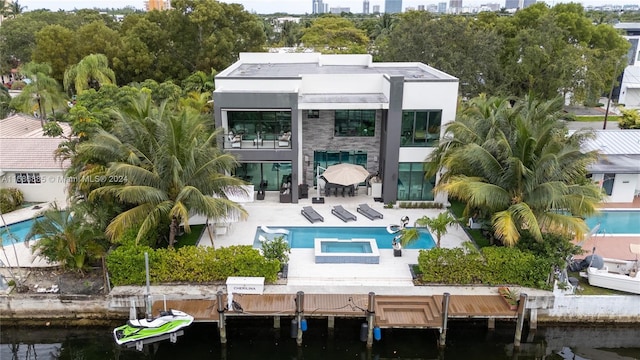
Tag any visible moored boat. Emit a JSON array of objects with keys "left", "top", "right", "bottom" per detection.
[
  {"left": 586, "top": 244, "right": 640, "bottom": 295},
  {"left": 113, "top": 309, "right": 194, "bottom": 345}
]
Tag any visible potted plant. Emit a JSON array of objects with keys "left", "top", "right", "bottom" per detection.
[{"left": 498, "top": 286, "right": 519, "bottom": 310}]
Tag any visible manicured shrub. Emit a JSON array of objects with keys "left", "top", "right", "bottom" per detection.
[
  {"left": 417, "top": 245, "right": 553, "bottom": 289},
  {"left": 106, "top": 244, "right": 280, "bottom": 286}
]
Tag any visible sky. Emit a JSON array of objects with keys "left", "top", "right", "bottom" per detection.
[{"left": 18, "top": 0, "right": 637, "bottom": 14}]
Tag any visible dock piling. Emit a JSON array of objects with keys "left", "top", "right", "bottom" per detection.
[
  {"left": 216, "top": 291, "right": 227, "bottom": 344},
  {"left": 438, "top": 292, "right": 450, "bottom": 348},
  {"left": 513, "top": 293, "right": 528, "bottom": 350},
  {"left": 295, "top": 291, "right": 304, "bottom": 346},
  {"left": 366, "top": 292, "right": 376, "bottom": 348}
]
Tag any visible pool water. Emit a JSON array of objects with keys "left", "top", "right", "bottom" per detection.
[
  {"left": 1, "top": 218, "right": 40, "bottom": 246},
  {"left": 255, "top": 226, "right": 435, "bottom": 249},
  {"left": 320, "top": 241, "right": 373, "bottom": 253},
  {"left": 585, "top": 211, "right": 640, "bottom": 234}
]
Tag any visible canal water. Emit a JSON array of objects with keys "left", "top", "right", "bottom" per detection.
[{"left": 2, "top": 319, "right": 639, "bottom": 359}]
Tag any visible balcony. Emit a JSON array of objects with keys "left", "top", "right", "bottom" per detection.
[{"left": 223, "top": 132, "right": 292, "bottom": 150}]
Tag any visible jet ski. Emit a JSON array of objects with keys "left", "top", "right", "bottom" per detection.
[{"left": 113, "top": 309, "right": 194, "bottom": 345}]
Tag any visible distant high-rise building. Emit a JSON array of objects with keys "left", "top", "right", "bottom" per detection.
[
  {"left": 325, "top": 4, "right": 329, "bottom": 13},
  {"left": 438, "top": 2, "right": 447, "bottom": 12},
  {"left": 449, "top": 0, "right": 462, "bottom": 12},
  {"left": 523, "top": 0, "right": 536, "bottom": 8},
  {"left": 385, "top": 0, "right": 402, "bottom": 13},
  {"left": 145, "top": 0, "right": 171, "bottom": 11},
  {"left": 313, "top": 0, "right": 325, "bottom": 14},
  {"left": 418, "top": 4, "right": 425, "bottom": 10},
  {"left": 330, "top": 6, "right": 350, "bottom": 13},
  {"left": 373, "top": 4, "right": 381, "bottom": 13},
  {"left": 427, "top": 4, "right": 438, "bottom": 12},
  {"left": 363, "top": 0, "right": 370, "bottom": 13},
  {"left": 505, "top": 0, "right": 519, "bottom": 9}
]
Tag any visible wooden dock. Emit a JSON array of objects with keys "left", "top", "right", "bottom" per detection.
[{"left": 152, "top": 293, "right": 518, "bottom": 328}]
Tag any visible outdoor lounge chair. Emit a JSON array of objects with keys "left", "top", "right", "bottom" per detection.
[
  {"left": 331, "top": 205, "right": 357, "bottom": 222},
  {"left": 301, "top": 206, "right": 324, "bottom": 223},
  {"left": 357, "top": 204, "right": 383, "bottom": 221}
]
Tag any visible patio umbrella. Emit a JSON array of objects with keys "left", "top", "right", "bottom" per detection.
[{"left": 321, "top": 163, "right": 370, "bottom": 186}]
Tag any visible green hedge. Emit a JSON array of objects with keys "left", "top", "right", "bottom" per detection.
[
  {"left": 417, "top": 246, "right": 552, "bottom": 289},
  {"left": 106, "top": 245, "right": 280, "bottom": 286}
]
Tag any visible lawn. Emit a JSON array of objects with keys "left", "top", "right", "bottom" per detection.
[
  {"left": 449, "top": 200, "right": 491, "bottom": 248},
  {"left": 568, "top": 271, "right": 630, "bottom": 295},
  {"left": 175, "top": 224, "right": 206, "bottom": 248}
]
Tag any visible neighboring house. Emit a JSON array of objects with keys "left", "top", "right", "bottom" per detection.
[
  {"left": 0, "top": 114, "right": 71, "bottom": 205},
  {"left": 583, "top": 130, "right": 640, "bottom": 203},
  {"left": 614, "top": 23, "right": 640, "bottom": 108},
  {"left": 213, "top": 52, "right": 459, "bottom": 204}
]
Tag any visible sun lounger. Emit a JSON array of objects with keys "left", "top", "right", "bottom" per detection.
[
  {"left": 357, "top": 204, "right": 383, "bottom": 220},
  {"left": 331, "top": 205, "right": 357, "bottom": 222},
  {"left": 301, "top": 206, "right": 324, "bottom": 223}
]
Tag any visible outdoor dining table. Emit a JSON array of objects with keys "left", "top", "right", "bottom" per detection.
[{"left": 325, "top": 183, "right": 355, "bottom": 197}]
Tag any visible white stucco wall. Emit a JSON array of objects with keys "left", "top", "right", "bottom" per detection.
[
  {"left": 402, "top": 82, "right": 459, "bottom": 126},
  {"left": 300, "top": 74, "right": 383, "bottom": 94},
  {"left": 607, "top": 173, "right": 639, "bottom": 202},
  {"left": 0, "top": 170, "right": 68, "bottom": 206},
  {"left": 619, "top": 65, "right": 640, "bottom": 107},
  {"left": 215, "top": 79, "right": 301, "bottom": 92},
  {"left": 546, "top": 294, "right": 640, "bottom": 320}
]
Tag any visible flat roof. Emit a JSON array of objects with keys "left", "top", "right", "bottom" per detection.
[{"left": 224, "top": 63, "right": 452, "bottom": 81}]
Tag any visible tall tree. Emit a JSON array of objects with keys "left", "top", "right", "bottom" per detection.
[
  {"left": 63, "top": 53, "right": 116, "bottom": 95},
  {"left": 301, "top": 15, "right": 369, "bottom": 54},
  {"left": 10, "top": 62, "right": 66, "bottom": 123},
  {"left": 0, "top": 84, "right": 11, "bottom": 119},
  {"left": 427, "top": 95, "right": 603, "bottom": 246},
  {"left": 78, "top": 93, "right": 248, "bottom": 248},
  {"left": 31, "top": 24, "right": 79, "bottom": 82},
  {"left": 378, "top": 12, "right": 504, "bottom": 98}
]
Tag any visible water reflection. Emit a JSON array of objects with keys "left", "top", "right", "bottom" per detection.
[{"left": 2, "top": 321, "right": 639, "bottom": 360}]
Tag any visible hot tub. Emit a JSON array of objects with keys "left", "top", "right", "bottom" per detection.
[{"left": 314, "top": 238, "right": 380, "bottom": 264}]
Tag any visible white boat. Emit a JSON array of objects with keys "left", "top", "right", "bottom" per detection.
[{"left": 586, "top": 244, "right": 640, "bottom": 295}]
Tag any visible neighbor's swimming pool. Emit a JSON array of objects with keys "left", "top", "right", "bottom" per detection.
[
  {"left": 254, "top": 226, "right": 435, "bottom": 249},
  {"left": 585, "top": 210, "right": 640, "bottom": 235},
  {"left": 1, "top": 217, "right": 41, "bottom": 246}
]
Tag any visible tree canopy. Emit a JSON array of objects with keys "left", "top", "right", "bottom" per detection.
[{"left": 427, "top": 95, "right": 603, "bottom": 246}]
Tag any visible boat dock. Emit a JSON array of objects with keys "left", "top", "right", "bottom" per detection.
[{"left": 150, "top": 291, "right": 537, "bottom": 348}]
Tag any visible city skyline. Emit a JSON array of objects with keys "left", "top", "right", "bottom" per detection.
[{"left": 18, "top": 0, "right": 639, "bottom": 14}]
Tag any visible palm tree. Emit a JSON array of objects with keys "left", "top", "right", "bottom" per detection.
[
  {"left": 427, "top": 95, "right": 603, "bottom": 246},
  {"left": 26, "top": 204, "right": 107, "bottom": 273},
  {"left": 0, "top": 84, "right": 11, "bottom": 119},
  {"left": 415, "top": 212, "right": 458, "bottom": 248},
  {"left": 10, "top": 62, "right": 66, "bottom": 125},
  {"left": 63, "top": 54, "right": 116, "bottom": 96},
  {"left": 79, "top": 93, "right": 247, "bottom": 248},
  {"left": 1, "top": 0, "right": 25, "bottom": 19}
]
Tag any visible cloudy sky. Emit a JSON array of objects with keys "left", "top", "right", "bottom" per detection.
[{"left": 19, "top": 0, "right": 634, "bottom": 14}]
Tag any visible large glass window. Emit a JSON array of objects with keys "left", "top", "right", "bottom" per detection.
[
  {"left": 234, "top": 162, "right": 291, "bottom": 191},
  {"left": 313, "top": 150, "right": 367, "bottom": 185},
  {"left": 227, "top": 111, "right": 291, "bottom": 141},
  {"left": 401, "top": 110, "right": 442, "bottom": 147},
  {"left": 334, "top": 110, "right": 375, "bottom": 137},
  {"left": 397, "top": 163, "right": 435, "bottom": 201}
]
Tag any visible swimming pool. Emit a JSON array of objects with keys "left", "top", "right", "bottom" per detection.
[
  {"left": 585, "top": 211, "right": 640, "bottom": 235},
  {"left": 1, "top": 218, "right": 40, "bottom": 246},
  {"left": 254, "top": 226, "right": 435, "bottom": 249}
]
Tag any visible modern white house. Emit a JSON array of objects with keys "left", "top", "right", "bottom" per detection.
[
  {"left": 615, "top": 23, "right": 640, "bottom": 108},
  {"left": 213, "top": 52, "right": 459, "bottom": 204},
  {"left": 0, "top": 114, "right": 71, "bottom": 205},
  {"left": 583, "top": 130, "right": 640, "bottom": 203}
]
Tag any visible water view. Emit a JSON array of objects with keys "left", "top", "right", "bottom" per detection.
[
  {"left": 2, "top": 320, "right": 639, "bottom": 360},
  {"left": 255, "top": 226, "right": 435, "bottom": 249}
]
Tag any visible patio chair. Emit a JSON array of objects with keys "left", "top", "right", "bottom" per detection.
[
  {"left": 357, "top": 204, "right": 383, "bottom": 221},
  {"left": 301, "top": 206, "right": 324, "bottom": 223},
  {"left": 331, "top": 205, "right": 357, "bottom": 222}
]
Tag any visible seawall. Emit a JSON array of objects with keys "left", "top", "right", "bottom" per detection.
[{"left": 1, "top": 285, "right": 638, "bottom": 326}]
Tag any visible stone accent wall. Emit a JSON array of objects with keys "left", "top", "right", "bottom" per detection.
[{"left": 301, "top": 110, "right": 383, "bottom": 186}]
